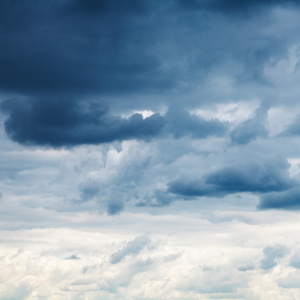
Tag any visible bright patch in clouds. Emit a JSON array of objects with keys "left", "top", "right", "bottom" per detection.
[{"left": 191, "top": 101, "right": 260, "bottom": 123}]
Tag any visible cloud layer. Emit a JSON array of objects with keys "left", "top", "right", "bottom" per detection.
[{"left": 2, "top": 1, "right": 300, "bottom": 298}]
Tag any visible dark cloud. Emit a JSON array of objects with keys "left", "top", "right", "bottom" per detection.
[
  {"left": 0, "top": 0, "right": 174, "bottom": 97},
  {"left": 205, "top": 163, "right": 290, "bottom": 194},
  {"left": 109, "top": 235, "right": 151, "bottom": 264},
  {"left": 67, "top": 0, "right": 147, "bottom": 14},
  {"left": 0, "top": 98, "right": 231, "bottom": 147},
  {"left": 169, "top": 156, "right": 293, "bottom": 197},
  {"left": 258, "top": 187, "right": 300, "bottom": 210},
  {"left": 1, "top": 98, "right": 166, "bottom": 147},
  {"left": 260, "top": 244, "right": 287, "bottom": 270},
  {"left": 0, "top": 0, "right": 299, "bottom": 147},
  {"left": 0, "top": 0, "right": 296, "bottom": 99}
]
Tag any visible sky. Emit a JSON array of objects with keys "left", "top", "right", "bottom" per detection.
[{"left": 2, "top": 0, "right": 300, "bottom": 299}]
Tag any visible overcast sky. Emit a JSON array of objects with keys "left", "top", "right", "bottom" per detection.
[{"left": 2, "top": 0, "right": 300, "bottom": 299}]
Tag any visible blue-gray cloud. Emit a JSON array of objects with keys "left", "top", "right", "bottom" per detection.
[
  {"left": 0, "top": 98, "right": 230, "bottom": 147},
  {"left": 169, "top": 156, "right": 294, "bottom": 197},
  {"left": 289, "top": 251, "right": 300, "bottom": 269},
  {"left": 230, "top": 105, "right": 269, "bottom": 145},
  {"left": 0, "top": 0, "right": 299, "bottom": 148},
  {"left": 260, "top": 244, "right": 287, "bottom": 270},
  {"left": 280, "top": 115, "right": 300, "bottom": 137},
  {"left": 258, "top": 187, "right": 300, "bottom": 210},
  {"left": 1, "top": 98, "right": 166, "bottom": 147},
  {"left": 0, "top": 0, "right": 174, "bottom": 97},
  {"left": 0, "top": 0, "right": 297, "bottom": 99},
  {"left": 107, "top": 200, "right": 125, "bottom": 216},
  {"left": 238, "top": 263, "right": 255, "bottom": 272},
  {"left": 166, "top": 106, "right": 227, "bottom": 139}
]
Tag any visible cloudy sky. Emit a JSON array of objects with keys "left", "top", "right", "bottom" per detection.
[{"left": 2, "top": 0, "right": 300, "bottom": 299}]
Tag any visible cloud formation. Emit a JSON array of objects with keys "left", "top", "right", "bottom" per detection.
[
  {"left": 169, "top": 155, "right": 294, "bottom": 198},
  {"left": 1, "top": 98, "right": 166, "bottom": 146},
  {"left": 258, "top": 187, "right": 300, "bottom": 210},
  {"left": 260, "top": 244, "right": 287, "bottom": 270},
  {"left": 3, "top": 1, "right": 300, "bottom": 299}
]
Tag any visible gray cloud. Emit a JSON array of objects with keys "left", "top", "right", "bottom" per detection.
[
  {"left": 0, "top": 0, "right": 174, "bottom": 97},
  {"left": 289, "top": 250, "right": 300, "bottom": 269},
  {"left": 1, "top": 98, "right": 166, "bottom": 147},
  {"left": 169, "top": 155, "right": 293, "bottom": 197},
  {"left": 0, "top": 98, "right": 231, "bottom": 147},
  {"left": 166, "top": 106, "right": 227, "bottom": 139},
  {"left": 230, "top": 105, "right": 269, "bottom": 145},
  {"left": 258, "top": 187, "right": 300, "bottom": 210},
  {"left": 107, "top": 200, "right": 125, "bottom": 216},
  {"left": 1, "top": 0, "right": 300, "bottom": 148},
  {"left": 260, "top": 244, "right": 287, "bottom": 270},
  {"left": 238, "top": 263, "right": 255, "bottom": 272},
  {"left": 280, "top": 115, "right": 300, "bottom": 137}
]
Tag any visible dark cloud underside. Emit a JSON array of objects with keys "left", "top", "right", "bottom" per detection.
[
  {"left": 169, "top": 156, "right": 294, "bottom": 197},
  {"left": 1, "top": 98, "right": 228, "bottom": 146},
  {"left": 1, "top": 98, "right": 166, "bottom": 146},
  {"left": 258, "top": 188, "right": 300, "bottom": 209}
]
